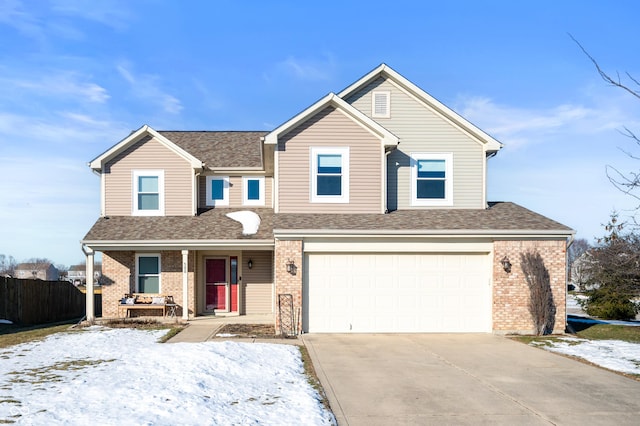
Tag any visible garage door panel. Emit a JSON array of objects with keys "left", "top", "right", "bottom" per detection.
[{"left": 306, "top": 253, "right": 491, "bottom": 333}]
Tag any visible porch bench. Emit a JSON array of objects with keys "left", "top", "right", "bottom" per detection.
[{"left": 118, "top": 294, "right": 175, "bottom": 318}]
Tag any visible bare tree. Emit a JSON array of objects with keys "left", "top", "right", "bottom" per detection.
[
  {"left": 568, "top": 238, "right": 590, "bottom": 268},
  {"left": 520, "top": 251, "right": 556, "bottom": 335},
  {"left": 571, "top": 34, "right": 640, "bottom": 207},
  {"left": 0, "top": 254, "right": 17, "bottom": 276}
]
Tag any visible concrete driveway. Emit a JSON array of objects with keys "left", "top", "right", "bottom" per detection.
[{"left": 303, "top": 334, "right": 640, "bottom": 425}]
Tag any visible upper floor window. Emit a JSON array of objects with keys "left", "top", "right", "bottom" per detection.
[
  {"left": 136, "top": 253, "right": 160, "bottom": 293},
  {"left": 372, "top": 91, "right": 390, "bottom": 118},
  {"left": 133, "top": 170, "right": 164, "bottom": 215},
  {"left": 243, "top": 176, "right": 265, "bottom": 206},
  {"left": 411, "top": 153, "right": 453, "bottom": 206},
  {"left": 311, "top": 147, "right": 349, "bottom": 203},
  {"left": 206, "top": 176, "right": 229, "bottom": 206}
]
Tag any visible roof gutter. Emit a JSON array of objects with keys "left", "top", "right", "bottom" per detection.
[
  {"left": 273, "top": 229, "right": 576, "bottom": 238},
  {"left": 81, "top": 239, "right": 275, "bottom": 251}
]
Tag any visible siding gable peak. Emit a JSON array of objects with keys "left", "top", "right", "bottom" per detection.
[
  {"left": 89, "top": 124, "right": 203, "bottom": 172},
  {"left": 338, "top": 64, "right": 503, "bottom": 153},
  {"left": 264, "top": 93, "right": 398, "bottom": 148}
]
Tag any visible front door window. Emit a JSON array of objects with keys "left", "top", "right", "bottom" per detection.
[{"left": 205, "top": 259, "right": 226, "bottom": 311}]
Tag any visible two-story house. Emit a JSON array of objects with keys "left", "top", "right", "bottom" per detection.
[
  {"left": 15, "top": 262, "right": 59, "bottom": 281},
  {"left": 82, "top": 64, "right": 574, "bottom": 334}
]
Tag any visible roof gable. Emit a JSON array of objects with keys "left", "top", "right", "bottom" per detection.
[
  {"left": 338, "top": 64, "right": 502, "bottom": 153},
  {"left": 264, "top": 93, "right": 398, "bottom": 147},
  {"left": 89, "top": 125, "right": 203, "bottom": 171}
]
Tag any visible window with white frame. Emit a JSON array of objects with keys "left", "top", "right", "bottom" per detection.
[
  {"left": 133, "top": 170, "right": 164, "bottom": 215},
  {"left": 136, "top": 254, "right": 160, "bottom": 293},
  {"left": 411, "top": 153, "right": 453, "bottom": 206},
  {"left": 311, "top": 147, "right": 349, "bottom": 203},
  {"left": 243, "top": 176, "right": 265, "bottom": 206},
  {"left": 206, "top": 176, "right": 229, "bottom": 206},
  {"left": 372, "top": 91, "right": 390, "bottom": 118}
]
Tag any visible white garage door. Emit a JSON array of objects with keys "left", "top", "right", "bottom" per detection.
[{"left": 305, "top": 253, "right": 491, "bottom": 333}]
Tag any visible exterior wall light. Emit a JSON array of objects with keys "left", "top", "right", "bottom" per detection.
[
  {"left": 248, "top": 259, "right": 253, "bottom": 269},
  {"left": 286, "top": 259, "right": 296, "bottom": 275},
  {"left": 500, "top": 256, "right": 512, "bottom": 273}
]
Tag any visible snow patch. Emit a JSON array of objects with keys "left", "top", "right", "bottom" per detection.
[
  {"left": 0, "top": 319, "right": 12, "bottom": 324},
  {"left": 0, "top": 327, "right": 335, "bottom": 425},
  {"left": 226, "top": 210, "right": 261, "bottom": 235}
]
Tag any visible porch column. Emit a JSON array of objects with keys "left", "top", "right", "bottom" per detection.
[
  {"left": 182, "top": 249, "right": 189, "bottom": 320},
  {"left": 84, "top": 247, "right": 95, "bottom": 321}
]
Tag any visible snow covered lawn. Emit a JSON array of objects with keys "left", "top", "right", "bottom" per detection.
[
  {"left": 0, "top": 327, "right": 335, "bottom": 425},
  {"left": 531, "top": 337, "right": 640, "bottom": 376}
]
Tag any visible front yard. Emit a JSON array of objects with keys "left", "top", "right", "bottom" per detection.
[{"left": 0, "top": 326, "right": 335, "bottom": 425}]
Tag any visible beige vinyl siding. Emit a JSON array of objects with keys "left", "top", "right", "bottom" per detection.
[
  {"left": 346, "top": 78, "right": 485, "bottom": 209},
  {"left": 278, "top": 106, "right": 383, "bottom": 213},
  {"left": 104, "top": 136, "right": 193, "bottom": 216},
  {"left": 242, "top": 251, "right": 273, "bottom": 314},
  {"left": 198, "top": 175, "right": 273, "bottom": 208}
]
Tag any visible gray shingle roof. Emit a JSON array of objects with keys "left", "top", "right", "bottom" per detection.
[
  {"left": 158, "top": 131, "right": 268, "bottom": 169},
  {"left": 83, "top": 203, "right": 572, "bottom": 244},
  {"left": 274, "top": 203, "right": 573, "bottom": 233},
  {"left": 83, "top": 209, "right": 274, "bottom": 241}
]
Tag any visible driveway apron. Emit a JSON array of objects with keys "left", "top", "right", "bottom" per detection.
[{"left": 303, "top": 334, "right": 640, "bottom": 425}]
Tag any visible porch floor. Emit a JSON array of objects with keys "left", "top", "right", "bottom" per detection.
[{"left": 168, "top": 314, "right": 283, "bottom": 343}]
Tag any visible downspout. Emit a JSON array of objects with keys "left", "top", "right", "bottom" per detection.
[{"left": 384, "top": 149, "right": 392, "bottom": 213}]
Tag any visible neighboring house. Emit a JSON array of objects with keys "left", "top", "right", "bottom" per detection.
[
  {"left": 68, "top": 264, "right": 102, "bottom": 286},
  {"left": 82, "top": 64, "right": 574, "bottom": 334},
  {"left": 14, "top": 263, "right": 59, "bottom": 281}
]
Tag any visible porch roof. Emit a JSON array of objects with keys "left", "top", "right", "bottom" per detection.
[{"left": 82, "top": 208, "right": 274, "bottom": 244}]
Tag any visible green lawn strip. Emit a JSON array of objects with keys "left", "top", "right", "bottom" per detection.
[
  {"left": 572, "top": 323, "right": 640, "bottom": 343},
  {"left": 298, "top": 345, "right": 332, "bottom": 412},
  {"left": 0, "top": 323, "right": 77, "bottom": 349}
]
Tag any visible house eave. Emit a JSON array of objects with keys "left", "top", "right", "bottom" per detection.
[
  {"left": 273, "top": 229, "right": 575, "bottom": 239},
  {"left": 81, "top": 239, "right": 275, "bottom": 251}
]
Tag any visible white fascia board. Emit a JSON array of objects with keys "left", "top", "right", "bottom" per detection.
[
  {"left": 88, "top": 125, "right": 203, "bottom": 171},
  {"left": 337, "top": 64, "right": 503, "bottom": 153},
  {"left": 273, "top": 229, "right": 575, "bottom": 238},
  {"left": 81, "top": 239, "right": 275, "bottom": 251},
  {"left": 264, "top": 93, "right": 398, "bottom": 148}
]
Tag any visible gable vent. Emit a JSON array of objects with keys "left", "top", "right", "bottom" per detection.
[{"left": 372, "top": 91, "right": 390, "bottom": 118}]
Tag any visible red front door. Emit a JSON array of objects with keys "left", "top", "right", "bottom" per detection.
[{"left": 206, "top": 259, "right": 226, "bottom": 311}]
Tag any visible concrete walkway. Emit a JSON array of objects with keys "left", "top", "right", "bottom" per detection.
[
  {"left": 303, "top": 333, "right": 640, "bottom": 425},
  {"left": 166, "top": 314, "right": 300, "bottom": 345}
]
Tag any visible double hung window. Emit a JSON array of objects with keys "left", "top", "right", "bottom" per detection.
[
  {"left": 311, "top": 147, "right": 349, "bottom": 203},
  {"left": 133, "top": 171, "right": 164, "bottom": 215},
  {"left": 206, "top": 176, "right": 229, "bottom": 206},
  {"left": 136, "top": 254, "right": 160, "bottom": 293},
  {"left": 411, "top": 153, "right": 453, "bottom": 206}
]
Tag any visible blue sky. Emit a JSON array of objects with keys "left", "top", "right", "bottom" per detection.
[{"left": 1, "top": 0, "right": 640, "bottom": 266}]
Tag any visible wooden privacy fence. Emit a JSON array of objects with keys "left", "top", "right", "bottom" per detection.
[{"left": 0, "top": 277, "right": 85, "bottom": 325}]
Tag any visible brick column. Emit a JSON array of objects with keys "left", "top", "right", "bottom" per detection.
[
  {"left": 274, "top": 239, "right": 303, "bottom": 334},
  {"left": 493, "top": 240, "right": 567, "bottom": 334}
]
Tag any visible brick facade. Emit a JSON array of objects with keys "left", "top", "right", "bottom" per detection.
[
  {"left": 274, "top": 239, "right": 303, "bottom": 334},
  {"left": 492, "top": 240, "right": 567, "bottom": 334},
  {"left": 101, "top": 250, "right": 196, "bottom": 319}
]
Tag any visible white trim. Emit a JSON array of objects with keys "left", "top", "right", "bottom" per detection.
[
  {"left": 132, "top": 170, "right": 165, "bottom": 216},
  {"left": 181, "top": 250, "right": 189, "bottom": 320},
  {"left": 135, "top": 253, "right": 161, "bottom": 293},
  {"left": 205, "top": 176, "right": 229, "bottom": 206},
  {"left": 242, "top": 176, "right": 265, "bottom": 206},
  {"left": 410, "top": 153, "right": 453, "bottom": 207},
  {"left": 371, "top": 90, "right": 391, "bottom": 118},
  {"left": 100, "top": 172, "right": 106, "bottom": 217},
  {"left": 310, "top": 147, "right": 350, "bottom": 203},
  {"left": 274, "top": 149, "right": 280, "bottom": 212}
]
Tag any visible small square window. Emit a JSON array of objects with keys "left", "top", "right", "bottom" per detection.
[
  {"left": 243, "top": 176, "right": 265, "bottom": 206},
  {"left": 133, "top": 170, "right": 164, "bottom": 215},
  {"left": 311, "top": 147, "right": 349, "bottom": 203},
  {"left": 206, "top": 176, "right": 229, "bottom": 206},
  {"left": 411, "top": 153, "right": 453, "bottom": 206}
]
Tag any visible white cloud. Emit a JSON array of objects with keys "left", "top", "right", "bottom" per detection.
[
  {"left": 0, "top": 0, "right": 44, "bottom": 40},
  {"left": 272, "top": 54, "right": 337, "bottom": 81},
  {"left": 116, "top": 63, "right": 183, "bottom": 114},
  {"left": 50, "top": 0, "right": 132, "bottom": 31},
  {"left": 6, "top": 72, "right": 110, "bottom": 103}
]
